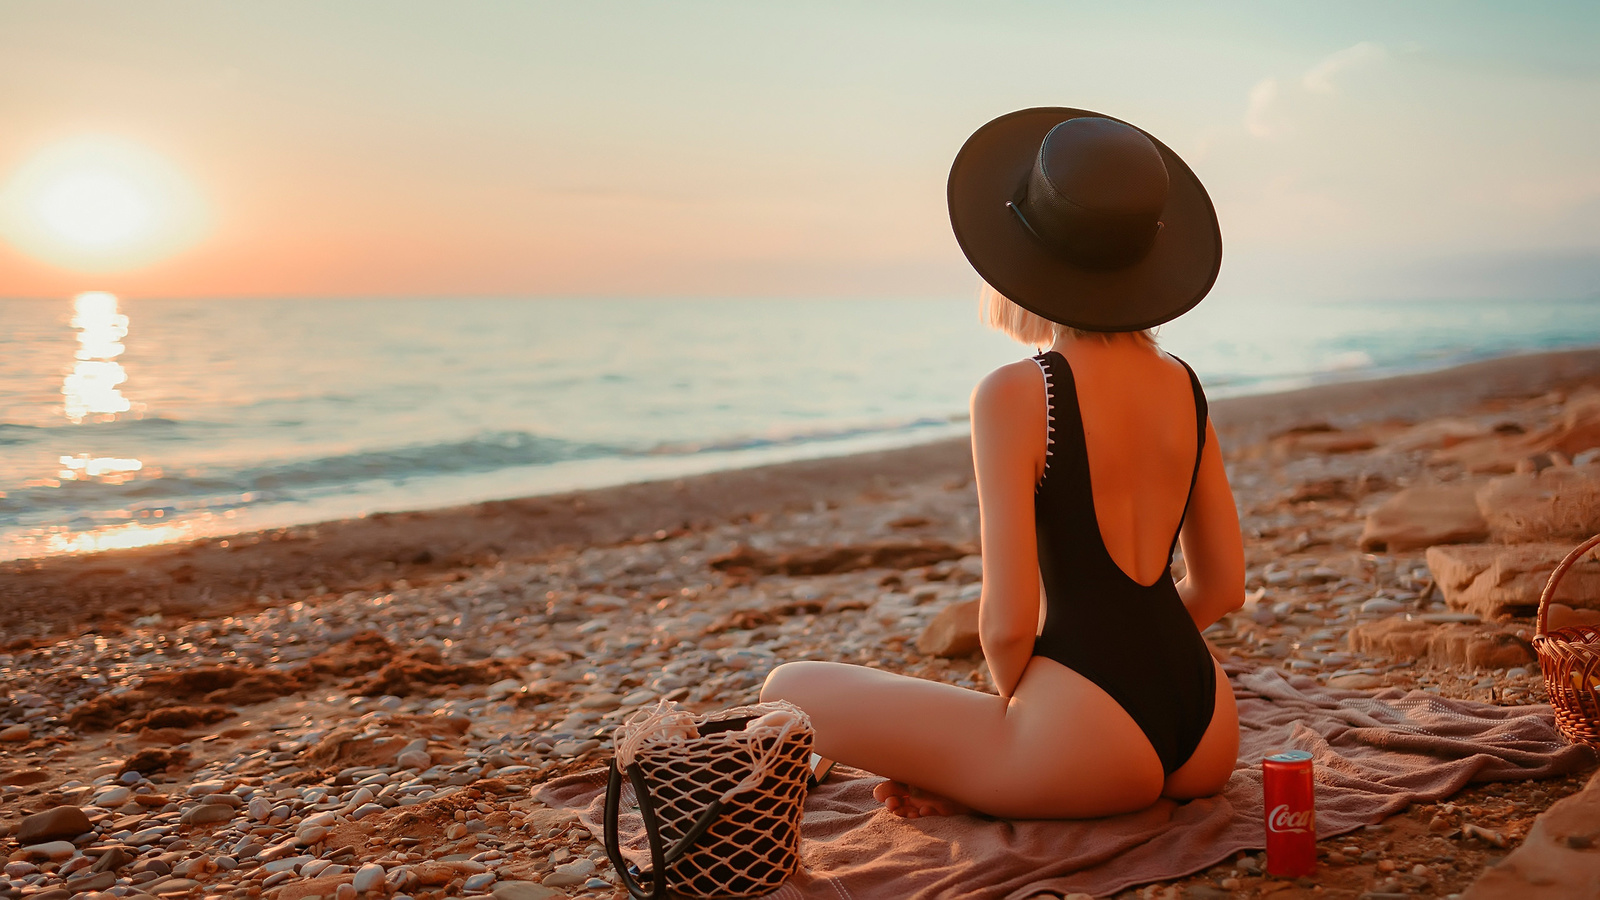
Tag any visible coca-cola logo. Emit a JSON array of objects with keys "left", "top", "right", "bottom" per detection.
[{"left": 1267, "top": 804, "right": 1313, "bottom": 834}]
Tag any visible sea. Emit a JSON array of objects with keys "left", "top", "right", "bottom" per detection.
[{"left": 1, "top": 293, "right": 1597, "bottom": 561}]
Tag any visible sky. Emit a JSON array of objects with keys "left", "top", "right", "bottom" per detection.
[{"left": 0, "top": 1, "right": 1596, "bottom": 302}]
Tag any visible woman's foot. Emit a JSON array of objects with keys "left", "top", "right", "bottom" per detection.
[{"left": 872, "top": 780, "right": 973, "bottom": 818}]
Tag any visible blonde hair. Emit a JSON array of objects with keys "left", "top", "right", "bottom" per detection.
[{"left": 979, "top": 283, "right": 1155, "bottom": 350}]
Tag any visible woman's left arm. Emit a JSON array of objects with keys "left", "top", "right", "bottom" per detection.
[{"left": 970, "top": 363, "right": 1047, "bottom": 699}]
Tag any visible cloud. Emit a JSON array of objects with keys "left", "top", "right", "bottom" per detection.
[
  {"left": 1302, "top": 41, "right": 1386, "bottom": 95},
  {"left": 1244, "top": 42, "right": 1386, "bottom": 139},
  {"left": 1245, "top": 77, "right": 1279, "bottom": 138}
]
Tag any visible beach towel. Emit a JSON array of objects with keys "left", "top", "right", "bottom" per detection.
[{"left": 535, "top": 663, "right": 1596, "bottom": 899}]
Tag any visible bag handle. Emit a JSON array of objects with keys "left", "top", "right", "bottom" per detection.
[
  {"left": 603, "top": 758, "right": 727, "bottom": 900},
  {"left": 1537, "top": 534, "right": 1600, "bottom": 637}
]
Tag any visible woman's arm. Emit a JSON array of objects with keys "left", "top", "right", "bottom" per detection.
[
  {"left": 969, "top": 362, "right": 1047, "bottom": 699},
  {"left": 1175, "top": 419, "right": 1246, "bottom": 630}
]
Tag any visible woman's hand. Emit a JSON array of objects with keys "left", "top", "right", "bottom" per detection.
[
  {"left": 1175, "top": 419, "right": 1246, "bottom": 630},
  {"left": 969, "top": 362, "right": 1049, "bottom": 698}
]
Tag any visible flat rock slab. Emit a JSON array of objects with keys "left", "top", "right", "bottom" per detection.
[
  {"left": 1463, "top": 767, "right": 1600, "bottom": 900},
  {"left": 1347, "top": 618, "right": 1535, "bottom": 671},
  {"left": 1478, "top": 467, "right": 1600, "bottom": 544},
  {"left": 1359, "top": 485, "right": 1488, "bottom": 552},
  {"left": 1428, "top": 543, "right": 1600, "bottom": 620}
]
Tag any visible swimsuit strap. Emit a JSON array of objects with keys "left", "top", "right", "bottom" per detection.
[{"left": 1166, "top": 355, "right": 1208, "bottom": 560}]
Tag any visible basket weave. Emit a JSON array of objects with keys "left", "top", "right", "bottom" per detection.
[
  {"left": 1534, "top": 533, "right": 1600, "bottom": 746},
  {"left": 604, "top": 700, "right": 812, "bottom": 900}
]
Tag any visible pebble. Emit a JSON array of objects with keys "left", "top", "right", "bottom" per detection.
[
  {"left": 179, "top": 804, "right": 235, "bottom": 825},
  {"left": 0, "top": 723, "right": 30, "bottom": 741},
  {"left": 186, "top": 780, "right": 230, "bottom": 796},
  {"left": 395, "top": 750, "right": 432, "bottom": 770},
  {"left": 541, "top": 858, "right": 595, "bottom": 887},
  {"left": 130, "top": 827, "right": 168, "bottom": 845},
  {"left": 491, "top": 882, "right": 563, "bottom": 900},
  {"left": 68, "top": 871, "right": 117, "bottom": 893},
  {"left": 21, "top": 841, "right": 78, "bottom": 861},
  {"left": 337, "top": 883, "right": 358, "bottom": 900},
  {"left": 1361, "top": 598, "right": 1408, "bottom": 615},
  {"left": 296, "top": 824, "right": 331, "bottom": 845},
  {"left": 350, "top": 802, "right": 386, "bottom": 820},
  {"left": 353, "top": 863, "right": 386, "bottom": 893},
  {"left": 262, "top": 855, "right": 314, "bottom": 875},
  {"left": 16, "top": 806, "right": 93, "bottom": 845},
  {"left": 92, "top": 787, "right": 132, "bottom": 807},
  {"left": 463, "top": 872, "right": 496, "bottom": 892}
]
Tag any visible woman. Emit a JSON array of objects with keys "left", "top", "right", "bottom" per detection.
[{"left": 760, "top": 109, "right": 1244, "bottom": 819}]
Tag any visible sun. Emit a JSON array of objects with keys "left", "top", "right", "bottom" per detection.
[{"left": 0, "top": 135, "right": 208, "bottom": 272}]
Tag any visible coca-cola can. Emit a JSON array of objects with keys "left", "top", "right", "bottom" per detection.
[{"left": 1262, "top": 749, "right": 1316, "bottom": 876}]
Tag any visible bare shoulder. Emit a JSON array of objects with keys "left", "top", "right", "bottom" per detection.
[{"left": 971, "top": 359, "right": 1045, "bottom": 414}]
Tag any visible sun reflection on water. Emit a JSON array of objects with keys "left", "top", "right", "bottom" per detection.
[
  {"left": 63, "top": 291, "right": 132, "bottom": 422},
  {"left": 28, "top": 290, "right": 194, "bottom": 555}
]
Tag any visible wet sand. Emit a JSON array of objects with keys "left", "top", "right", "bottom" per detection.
[{"left": 4, "top": 346, "right": 1600, "bottom": 900}]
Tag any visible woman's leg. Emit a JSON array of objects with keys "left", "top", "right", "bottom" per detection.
[{"left": 760, "top": 656, "right": 1166, "bottom": 819}]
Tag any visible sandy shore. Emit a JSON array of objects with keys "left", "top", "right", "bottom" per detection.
[{"left": 4, "top": 346, "right": 1600, "bottom": 900}]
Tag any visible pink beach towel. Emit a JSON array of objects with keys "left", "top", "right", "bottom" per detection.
[{"left": 535, "top": 664, "right": 1596, "bottom": 899}]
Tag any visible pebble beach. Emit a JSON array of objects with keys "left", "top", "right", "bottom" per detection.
[{"left": 6, "top": 347, "right": 1600, "bottom": 900}]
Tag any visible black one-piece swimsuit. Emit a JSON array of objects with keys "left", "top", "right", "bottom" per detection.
[{"left": 1029, "top": 350, "right": 1217, "bottom": 775}]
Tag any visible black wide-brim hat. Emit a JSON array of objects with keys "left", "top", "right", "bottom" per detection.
[{"left": 948, "top": 107, "right": 1221, "bottom": 332}]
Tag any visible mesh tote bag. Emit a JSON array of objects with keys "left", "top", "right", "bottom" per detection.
[{"left": 603, "top": 700, "right": 813, "bottom": 900}]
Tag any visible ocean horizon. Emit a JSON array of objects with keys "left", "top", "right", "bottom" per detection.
[{"left": 2, "top": 293, "right": 1598, "bottom": 561}]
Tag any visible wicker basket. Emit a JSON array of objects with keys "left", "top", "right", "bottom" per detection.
[{"left": 1534, "top": 533, "right": 1600, "bottom": 745}]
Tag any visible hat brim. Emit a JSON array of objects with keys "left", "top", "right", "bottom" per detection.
[{"left": 948, "top": 108, "right": 1221, "bottom": 332}]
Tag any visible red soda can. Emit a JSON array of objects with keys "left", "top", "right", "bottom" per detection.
[{"left": 1262, "top": 749, "right": 1316, "bottom": 876}]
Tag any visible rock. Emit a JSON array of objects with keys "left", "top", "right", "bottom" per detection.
[
  {"left": 576, "top": 691, "right": 622, "bottom": 711},
  {"left": 0, "top": 723, "right": 31, "bottom": 742},
  {"left": 17, "top": 805, "right": 93, "bottom": 844},
  {"left": 21, "top": 840, "right": 78, "bottom": 861},
  {"left": 542, "top": 858, "right": 595, "bottom": 887},
  {"left": 394, "top": 749, "right": 432, "bottom": 770},
  {"left": 1428, "top": 543, "right": 1600, "bottom": 619},
  {"left": 463, "top": 872, "right": 496, "bottom": 892},
  {"left": 1361, "top": 598, "right": 1409, "bottom": 615},
  {"left": 915, "top": 598, "right": 980, "bottom": 658},
  {"left": 1360, "top": 485, "right": 1489, "bottom": 552},
  {"left": 353, "top": 863, "right": 386, "bottom": 893},
  {"left": 1547, "top": 602, "right": 1600, "bottom": 632},
  {"left": 89, "top": 846, "right": 135, "bottom": 873},
  {"left": 491, "top": 882, "right": 563, "bottom": 900},
  {"left": 92, "top": 786, "right": 132, "bottom": 807},
  {"left": 1478, "top": 468, "right": 1600, "bottom": 544},
  {"left": 153, "top": 878, "right": 201, "bottom": 895},
  {"left": 67, "top": 871, "right": 117, "bottom": 893},
  {"left": 1459, "top": 771, "right": 1600, "bottom": 896},
  {"left": 1271, "top": 425, "right": 1377, "bottom": 457},
  {"left": 179, "top": 803, "right": 235, "bottom": 825},
  {"left": 351, "top": 802, "right": 385, "bottom": 820},
  {"left": 1348, "top": 619, "right": 1535, "bottom": 670}
]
